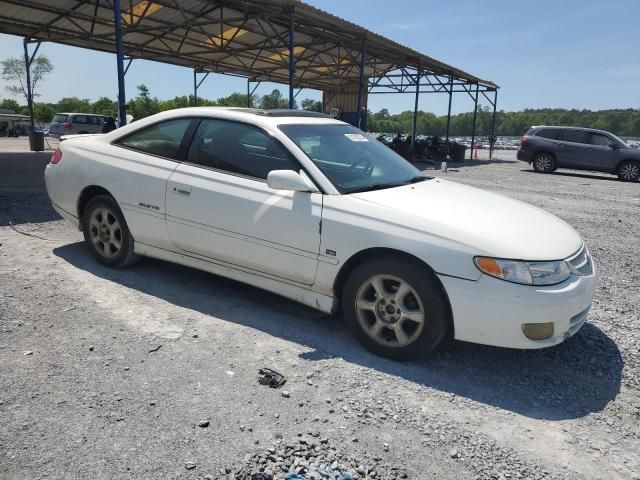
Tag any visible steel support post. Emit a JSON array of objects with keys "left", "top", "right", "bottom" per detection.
[
  {"left": 247, "top": 78, "right": 251, "bottom": 108},
  {"left": 288, "top": 15, "right": 295, "bottom": 109},
  {"left": 445, "top": 75, "right": 453, "bottom": 141},
  {"left": 411, "top": 66, "right": 421, "bottom": 155},
  {"left": 489, "top": 89, "right": 498, "bottom": 159},
  {"left": 193, "top": 69, "right": 198, "bottom": 106},
  {"left": 469, "top": 83, "right": 479, "bottom": 160},
  {"left": 113, "top": 1, "right": 127, "bottom": 126},
  {"left": 22, "top": 38, "right": 35, "bottom": 131},
  {"left": 355, "top": 37, "right": 366, "bottom": 129}
]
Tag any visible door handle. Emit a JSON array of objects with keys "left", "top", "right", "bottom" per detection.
[{"left": 172, "top": 185, "right": 191, "bottom": 196}]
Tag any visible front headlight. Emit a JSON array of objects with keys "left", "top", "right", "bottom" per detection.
[{"left": 474, "top": 257, "right": 571, "bottom": 286}]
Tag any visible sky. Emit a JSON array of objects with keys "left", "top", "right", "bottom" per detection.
[{"left": 1, "top": 0, "right": 639, "bottom": 115}]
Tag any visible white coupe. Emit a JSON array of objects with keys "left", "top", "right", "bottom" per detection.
[{"left": 45, "top": 108, "right": 596, "bottom": 359}]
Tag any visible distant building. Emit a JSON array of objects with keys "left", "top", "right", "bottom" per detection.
[{"left": 0, "top": 113, "right": 30, "bottom": 137}]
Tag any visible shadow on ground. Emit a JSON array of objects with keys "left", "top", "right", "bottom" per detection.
[
  {"left": 522, "top": 168, "right": 622, "bottom": 183},
  {"left": 0, "top": 152, "right": 60, "bottom": 226},
  {"left": 54, "top": 242, "right": 622, "bottom": 421}
]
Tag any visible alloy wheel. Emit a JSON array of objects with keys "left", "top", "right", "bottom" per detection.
[
  {"left": 620, "top": 162, "right": 639, "bottom": 181},
  {"left": 89, "top": 207, "right": 122, "bottom": 259},
  {"left": 355, "top": 274, "right": 425, "bottom": 347},
  {"left": 534, "top": 154, "right": 553, "bottom": 172}
]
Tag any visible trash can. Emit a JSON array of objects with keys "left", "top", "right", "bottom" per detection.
[
  {"left": 450, "top": 143, "right": 466, "bottom": 162},
  {"left": 28, "top": 130, "right": 45, "bottom": 152}
]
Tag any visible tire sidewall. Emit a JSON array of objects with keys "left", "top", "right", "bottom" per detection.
[
  {"left": 617, "top": 161, "right": 640, "bottom": 182},
  {"left": 342, "top": 257, "right": 449, "bottom": 360},
  {"left": 82, "top": 195, "right": 135, "bottom": 267},
  {"left": 533, "top": 153, "right": 554, "bottom": 173}
]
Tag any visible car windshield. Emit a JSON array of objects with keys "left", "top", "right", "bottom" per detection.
[{"left": 279, "top": 123, "right": 429, "bottom": 193}]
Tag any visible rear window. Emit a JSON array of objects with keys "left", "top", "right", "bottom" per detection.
[
  {"left": 52, "top": 114, "right": 68, "bottom": 123},
  {"left": 535, "top": 128, "right": 560, "bottom": 139}
]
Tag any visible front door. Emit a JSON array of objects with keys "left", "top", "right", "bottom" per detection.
[
  {"left": 165, "top": 118, "right": 322, "bottom": 285},
  {"left": 584, "top": 131, "right": 619, "bottom": 172}
]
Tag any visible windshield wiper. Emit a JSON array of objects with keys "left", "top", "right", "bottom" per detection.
[
  {"left": 344, "top": 183, "right": 401, "bottom": 194},
  {"left": 408, "top": 175, "right": 430, "bottom": 183},
  {"left": 344, "top": 175, "right": 431, "bottom": 194}
]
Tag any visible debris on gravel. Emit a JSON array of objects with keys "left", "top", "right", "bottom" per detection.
[{"left": 228, "top": 437, "right": 408, "bottom": 480}]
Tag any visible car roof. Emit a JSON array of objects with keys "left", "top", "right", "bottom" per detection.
[
  {"left": 55, "top": 112, "right": 107, "bottom": 117},
  {"left": 107, "top": 107, "right": 347, "bottom": 140},
  {"left": 531, "top": 125, "right": 613, "bottom": 135}
]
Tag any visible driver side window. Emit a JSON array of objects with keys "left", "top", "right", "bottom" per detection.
[{"left": 187, "top": 119, "right": 300, "bottom": 180}]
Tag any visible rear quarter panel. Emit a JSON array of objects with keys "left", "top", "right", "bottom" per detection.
[{"left": 48, "top": 137, "right": 179, "bottom": 250}]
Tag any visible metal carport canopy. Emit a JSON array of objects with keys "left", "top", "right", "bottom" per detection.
[{"left": 0, "top": 0, "right": 497, "bottom": 91}]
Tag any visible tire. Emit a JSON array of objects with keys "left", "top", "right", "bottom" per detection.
[
  {"left": 532, "top": 152, "right": 555, "bottom": 173},
  {"left": 342, "top": 256, "right": 449, "bottom": 360},
  {"left": 82, "top": 195, "right": 139, "bottom": 268},
  {"left": 617, "top": 160, "right": 640, "bottom": 182}
]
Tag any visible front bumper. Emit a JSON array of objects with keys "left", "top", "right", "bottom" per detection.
[{"left": 439, "top": 268, "right": 596, "bottom": 349}]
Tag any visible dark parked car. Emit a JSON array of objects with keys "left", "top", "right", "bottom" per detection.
[{"left": 517, "top": 126, "right": 640, "bottom": 182}]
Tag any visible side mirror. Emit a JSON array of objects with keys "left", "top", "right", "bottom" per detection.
[
  {"left": 609, "top": 142, "right": 619, "bottom": 150},
  {"left": 267, "top": 170, "right": 316, "bottom": 192}
]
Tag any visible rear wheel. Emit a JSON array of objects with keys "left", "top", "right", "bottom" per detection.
[
  {"left": 617, "top": 160, "right": 640, "bottom": 182},
  {"left": 342, "top": 257, "right": 449, "bottom": 360},
  {"left": 532, "top": 152, "right": 555, "bottom": 173},
  {"left": 82, "top": 195, "right": 139, "bottom": 268}
]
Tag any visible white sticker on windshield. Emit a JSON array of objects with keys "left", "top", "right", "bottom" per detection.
[{"left": 344, "top": 133, "right": 369, "bottom": 142}]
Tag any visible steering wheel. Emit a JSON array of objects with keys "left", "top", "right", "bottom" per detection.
[{"left": 350, "top": 155, "right": 374, "bottom": 176}]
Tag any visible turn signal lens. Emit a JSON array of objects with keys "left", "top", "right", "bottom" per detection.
[
  {"left": 50, "top": 148, "right": 63, "bottom": 164},
  {"left": 475, "top": 258, "right": 502, "bottom": 276}
]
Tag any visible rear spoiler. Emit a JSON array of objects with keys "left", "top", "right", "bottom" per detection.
[{"left": 60, "top": 133, "right": 104, "bottom": 142}]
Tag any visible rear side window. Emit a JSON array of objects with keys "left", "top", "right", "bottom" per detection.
[
  {"left": 535, "top": 128, "right": 559, "bottom": 139},
  {"left": 560, "top": 129, "right": 588, "bottom": 144},
  {"left": 72, "top": 115, "right": 89, "bottom": 124},
  {"left": 116, "top": 118, "right": 192, "bottom": 160},
  {"left": 52, "top": 114, "right": 68, "bottom": 123},
  {"left": 186, "top": 118, "right": 299, "bottom": 180}
]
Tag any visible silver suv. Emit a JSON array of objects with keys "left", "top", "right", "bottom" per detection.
[
  {"left": 49, "top": 113, "right": 117, "bottom": 138},
  {"left": 517, "top": 126, "right": 640, "bottom": 182}
]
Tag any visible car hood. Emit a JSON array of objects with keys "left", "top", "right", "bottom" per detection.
[{"left": 351, "top": 178, "right": 583, "bottom": 261}]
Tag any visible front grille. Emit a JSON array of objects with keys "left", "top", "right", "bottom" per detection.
[{"left": 567, "top": 244, "right": 593, "bottom": 276}]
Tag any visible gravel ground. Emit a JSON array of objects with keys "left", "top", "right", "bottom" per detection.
[{"left": 0, "top": 149, "right": 639, "bottom": 480}]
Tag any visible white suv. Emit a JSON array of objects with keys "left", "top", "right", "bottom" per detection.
[
  {"left": 48, "top": 112, "right": 117, "bottom": 138},
  {"left": 44, "top": 107, "right": 596, "bottom": 359}
]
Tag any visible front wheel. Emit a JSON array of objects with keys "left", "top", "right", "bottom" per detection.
[
  {"left": 342, "top": 257, "right": 449, "bottom": 360},
  {"left": 532, "top": 152, "right": 555, "bottom": 173},
  {"left": 82, "top": 195, "right": 139, "bottom": 268},
  {"left": 617, "top": 161, "right": 640, "bottom": 182}
]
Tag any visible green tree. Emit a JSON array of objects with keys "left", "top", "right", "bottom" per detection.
[
  {"left": 1, "top": 55, "right": 54, "bottom": 102},
  {"left": 301, "top": 98, "right": 322, "bottom": 112},
  {"left": 33, "top": 102, "right": 56, "bottom": 123},
  {"left": 92, "top": 97, "right": 118, "bottom": 116},
  {"left": 258, "top": 89, "right": 293, "bottom": 109},
  {"left": 127, "top": 84, "right": 161, "bottom": 120},
  {"left": 0, "top": 98, "right": 20, "bottom": 112},
  {"left": 56, "top": 97, "right": 92, "bottom": 113},
  {"left": 215, "top": 92, "right": 252, "bottom": 107}
]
